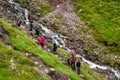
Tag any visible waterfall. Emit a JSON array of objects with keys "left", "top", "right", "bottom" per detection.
[
  {"left": 7, "top": 0, "right": 120, "bottom": 79},
  {"left": 8, "top": 0, "right": 29, "bottom": 25}
]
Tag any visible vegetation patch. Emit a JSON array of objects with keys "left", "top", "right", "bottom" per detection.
[
  {"left": 72, "top": 0, "right": 120, "bottom": 66},
  {"left": 73, "top": 0, "right": 120, "bottom": 54},
  {"left": 0, "top": 19, "right": 82, "bottom": 80},
  {"left": 0, "top": 42, "right": 47, "bottom": 80}
]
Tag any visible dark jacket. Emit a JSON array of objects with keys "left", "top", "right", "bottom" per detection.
[
  {"left": 76, "top": 61, "right": 81, "bottom": 67},
  {"left": 53, "top": 43, "right": 57, "bottom": 49},
  {"left": 35, "top": 28, "right": 40, "bottom": 35}
]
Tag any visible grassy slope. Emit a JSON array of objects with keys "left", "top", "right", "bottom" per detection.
[
  {"left": 0, "top": 42, "right": 47, "bottom": 80},
  {"left": 0, "top": 19, "right": 82, "bottom": 80},
  {"left": 73, "top": 0, "right": 120, "bottom": 66}
]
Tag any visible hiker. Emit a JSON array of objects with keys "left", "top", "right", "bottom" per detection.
[
  {"left": 71, "top": 54, "right": 76, "bottom": 70},
  {"left": 76, "top": 59, "right": 81, "bottom": 74},
  {"left": 53, "top": 42, "right": 58, "bottom": 54},
  {"left": 38, "top": 37, "right": 45, "bottom": 48},
  {"left": 29, "top": 20, "right": 33, "bottom": 31},
  {"left": 35, "top": 27, "right": 40, "bottom": 36},
  {"left": 17, "top": 20, "right": 22, "bottom": 27},
  {"left": 67, "top": 57, "right": 71, "bottom": 66}
]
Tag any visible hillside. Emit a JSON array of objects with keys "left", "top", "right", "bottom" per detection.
[
  {"left": 0, "top": 0, "right": 120, "bottom": 80},
  {"left": 73, "top": 0, "right": 120, "bottom": 67}
]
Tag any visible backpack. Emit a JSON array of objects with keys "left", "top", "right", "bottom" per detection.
[
  {"left": 76, "top": 61, "right": 81, "bottom": 67},
  {"left": 71, "top": 56, "right": 75, "bottom": 63}
]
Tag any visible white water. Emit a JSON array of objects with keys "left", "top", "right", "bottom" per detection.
[
  {"left": 7, "top": 0, "right": 120, "bottom": 79},
  {"left": 8, "top": 0, "right": 29, "bottom": 25}
]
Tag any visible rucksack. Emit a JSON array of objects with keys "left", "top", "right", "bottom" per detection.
[{"left": 71, "top": 56, "right": 75, "bottom": 63}]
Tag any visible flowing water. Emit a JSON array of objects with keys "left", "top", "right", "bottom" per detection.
[{"left": 7, "top": 0, "right": 120, "bottom": 79}]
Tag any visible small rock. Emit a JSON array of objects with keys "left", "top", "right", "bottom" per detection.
[
  {"left": 39, "top": 65, "right": 42, "bottom": 67},
  {"left": 47, "top": 49, "right": 51, "bottom": 52},
  {"left": 9, "top": 59, "right": 16, "bottom": 71},
  {"left": 59, "top": 57, "right": 62, "bottom": 60},
  {"left": 68, "top": 78, "right": 71, "bottom": 80},
  {"left": 78, "top": 9, "right": 83, "bottom": 13},
  {"left": 55, "top": 55, "right": 58, "bottom": 58},
  {"left": 57, "top": 5, "right": 60, "bottom": 8},
  {"left": 45, "top": 69, "right": 49, "bottom": 73},
  {"left": 50, "top": 68, "right": 55, "bottom": 72},
  {"left": 115, "top": 56, "right": 117, "bottom": 59},
  {"left": 7, "top": 45, "right": 12, "bottom": 49},
  {"left": 16, "top": 36, "right": 19, "bottom": 39},
  {"left": 34, "top": 61, "right": 38, "bottom": 65}
]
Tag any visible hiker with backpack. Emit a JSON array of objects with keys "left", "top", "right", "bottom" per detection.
[
  {"left": 76, "top": 58, "right": 81, "bottom": 74},
  {"left": 29, "top": 20, "right": 33, "bottom": 31},
  {"left": 38, "top": 37, "right": 45, "bottom": 49},
  {"left": 53, "top": 42, "right": 58, "bottom": 54},
  {"left": 35, "top": 27, "right": 40, "bottom": 36},
  {"left": 71, "top": 54, "right": 76, "bottom": 70}
]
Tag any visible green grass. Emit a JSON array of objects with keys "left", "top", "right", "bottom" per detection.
[
  {"left": 57, "top": 48, "right": 71, "bottom": 58},
  {"left": 73, "top": 0, "right": 120, "bottom": 54},
  {"left": 0, "top": 42, "right": 47, "bottom": 80},
  {"left": 28, "top": 0, "right": 52, "bottom": 17},
  {"left": 38, "top": 3, "right": 52, "bottom": 17},
  {"left": 0, "top": 19, "right": 82, "bottom": 80},
  {"left": 72, "top": 0, "right": 120, "bottom": 66}
]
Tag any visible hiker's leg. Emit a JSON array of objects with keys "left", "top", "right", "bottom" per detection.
[
  {"left": 73, "top": 62, "right": 75, "bottom": 70},
  {"left": 67, "top": 59, "right": 70, "bottom": 66},
  {"left": 40, "top": 43, "right": 44, "bottom": 48},
  {"left": 71, "top": 63, "right": 73, "bottom": 70},
  {"left": 77, "top": 67, "right": 80, "bottom": 74},
  {"left": 53, "top": 48, "right": 56, "bottom": 54}
]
